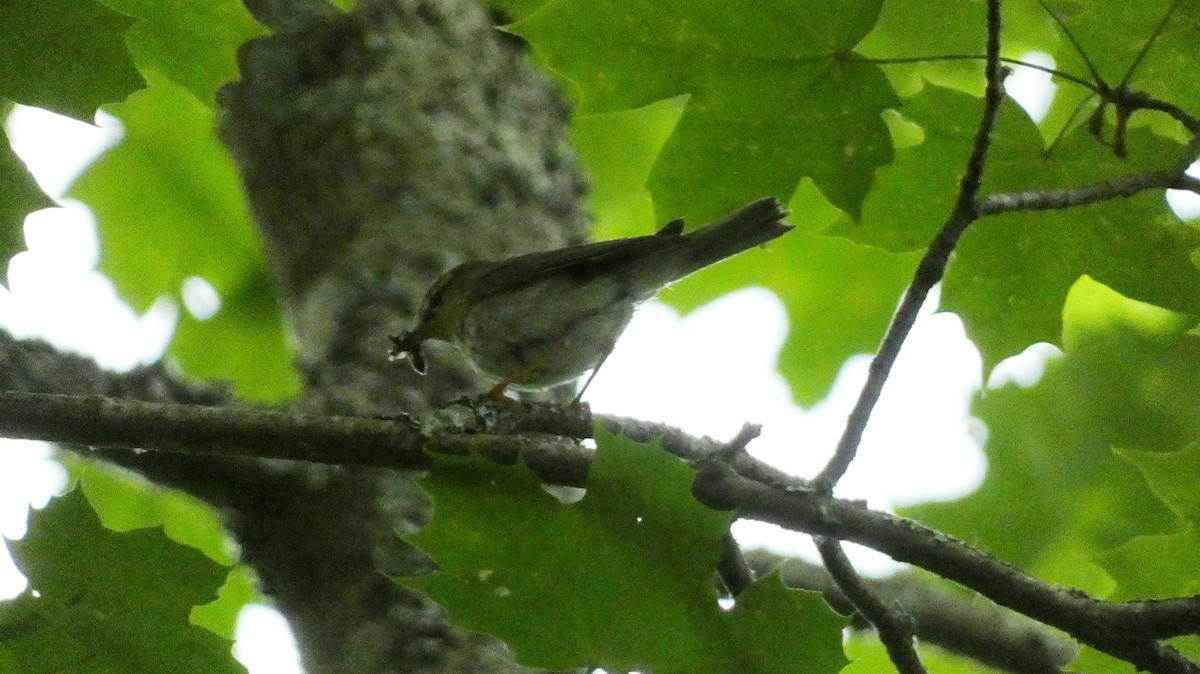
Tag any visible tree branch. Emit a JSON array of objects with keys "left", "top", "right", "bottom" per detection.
[
  {"left": 809, "top": 9, "right": 1008, "bottom": 670},
  {"left": 812, "top": 0, "right": 1008, "bottom": 494},
  {"left": 978, "top": 170, "right": 1200, "bottom": 215},
  {"left": 1133, "top": 93, "right": 1200, "bottom": 135},
  {"left": 713, "top": 424, "right": 761, "bottom": 598},
  {"left": 718, "top": 532, "right": 754, "bottom": 598},
  {"left": 0, "top": 391, "right": 428, "bottom": 468},
  {"left": 817, "top": 536, "right": 927, "bottom": 674},
  {"left": 1101, "top": 597, "right": 1200, "bottom": 639}
]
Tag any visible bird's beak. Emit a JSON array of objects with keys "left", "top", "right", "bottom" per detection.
[{"left": 388, "top": 331, "right": 427, "bottom": 374}]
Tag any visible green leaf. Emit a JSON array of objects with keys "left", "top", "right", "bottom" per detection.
[
  {"left": 1041, "top": 289, "right": 1197, "bottom": 617},
  {"left": 836, "top": 85, "right": 1200, "bottom": 370},
  {"left": 835, "top": 84, "right": 1200, "bottom": 376},
  {"left": 904, "top": 278, "right": 1200, "bottom": 583},
  {"left": 170, "top": 270, "right": 300, "bottom": 402},
  {"left": 69, "top": 77, "right": 260, "bottom": 312},
  {"left": 1043, "top": 0, "right": 1200, "bottom": 133},
  {"left": 844, "top": 632, "right": 1008, "bottom": 673},
  {"left": 1096, "top": 529, "right": 1200, "bottom": 601},
  {"left": 948, "top": 117, "right": 1200, "bottom": 369},
  {"left": 512, "top": 0, "right": 896, "bottom": 223},
  {"left": 99, "top": 0, "right": 268, "bottom": 106},
  {"left": 63, "top": 458, "right": 261, "bottom": 640},
  {"left": 1059, "top": 273, "right": 1197, "bottom": 353},
  {"left": 834, "top": 87, "right": 1045, "bottom": 252},
  {"left": 191, "top": 566, "right": 261, "bottom": 640},
  {"left": 857, "top": 0, "right": 1058, "bottom": 96},
  {"left": 1115, "top": 444, "right": 1200, "bottom": 526},
  {"left": 1038, "top": 0, "right": 1200, "bottom": 150},
  {"left": 0, "top": 127, "right": 53, "bottom": 265},
  {"left": 67, "top": 76, "right": 295, "bottom": 400},
  {"left": 68, "top": 456, "right": 232, "bottom": 564},
  {"left": 0, "top": 490, "right": 245, "bottom": 674},
  {"left": 723, "top": 573, "right": 847, "bottom": 674},
  {"left": 572, "top": 98, "right": 688, "bottom": 243},
  {"left": 397, "top": 428, "right": 845, "bottom": 673},
  {"left": 1093, "top": 444, "right": 1200, "bottom": 602},
  {"left": 1086, "top": 479, "right": 1200, "bottom": 672},
  {"left": 764, "top": 223, "right": 918, "bottom": 405},
  {"left": 492, "top": 0, "right": 548, "bottom": 21},
  {"left": 0, "top": 1, "right": 143, "bottom": 121}
]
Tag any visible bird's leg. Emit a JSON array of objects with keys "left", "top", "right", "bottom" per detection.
[
  {"left": 486, "top": 374, "right": 522, "bottom": 400},
  {"left": 485, "top": 358, "right": 545, "bottom": 400}
]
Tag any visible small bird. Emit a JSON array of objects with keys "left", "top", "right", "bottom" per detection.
[{"left": 389, "top": 197, "right": 792, "bottom": 396}]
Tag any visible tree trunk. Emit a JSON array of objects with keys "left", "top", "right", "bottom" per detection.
[{"left": 193, "top": 0, "right": 588, "bottom": 671}]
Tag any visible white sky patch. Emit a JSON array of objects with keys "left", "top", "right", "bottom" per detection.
[
  {"left": 6, "top": 106, "right": 122, "bottom": 197},
  {"left": 182, "top": 276, "right": 222, "bottom": 321},
  {"left": 0, "top": 107, "right": 173, "bottom": 598},
  {"left": 989, "top": 342, "right": 1063, "bottom": 389},
  {"left": 0, "top": 441, "right": 67, "bottom": 598},
  {"left": 1168, "top": 161, "right": 1200, "bottom": 220},
  {"left": 234, "top": 604, "right": 303, "bottom": 674},
  {"left": 1007, "top": 52, "right": 1057, "bottom": 123}
]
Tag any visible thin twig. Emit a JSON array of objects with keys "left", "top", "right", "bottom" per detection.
[
  {"left": 713, "top": 424, "right": 760, "bottom": 597},
  {"left": 817, "top": 537, "right": 927, "bottom": 674},
  {"left": 811, "top": 5, "right": 1004, "bottom": 672},
  {"left": 812, "top": 0, "right": 1007, "bottom": 493},
  {"left": 718, "top": 532, "right": 754, "bottom": 597},
  {"left": 1037, "top": 0, "right": 1108, "bottom": 89},
  {"left": 1130, "top": 93, "right": 1200, "bottom": 135},
  {"left": 869, "top": 54, "right": 1097, "bottom": 92},
  {"left": 957, "top": 0, "right": 1007, "bottom": 214},
  {"left": 1116, "top": 0, "right": 1183, "bottom": 91},
  {"left": 599, "top": 415, "right": 811, "bottom": 491},
  {"left": 984, "top": 110, "right": 1200, "bottom": 214}
]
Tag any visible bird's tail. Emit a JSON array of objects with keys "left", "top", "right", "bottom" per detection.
[{"left": 677, "top": 197, "right": 792, "bottom": 275}]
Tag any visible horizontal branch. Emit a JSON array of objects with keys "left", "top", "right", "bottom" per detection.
[
  {"left": 978, "top": 170, "right": 1200, "bottom": 215},
  {"left": 0, "top": 391, "right": 430, "bottom": 468},
  {"left": 2, "top": 389, "right": 1197, "bottom": 671}
]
